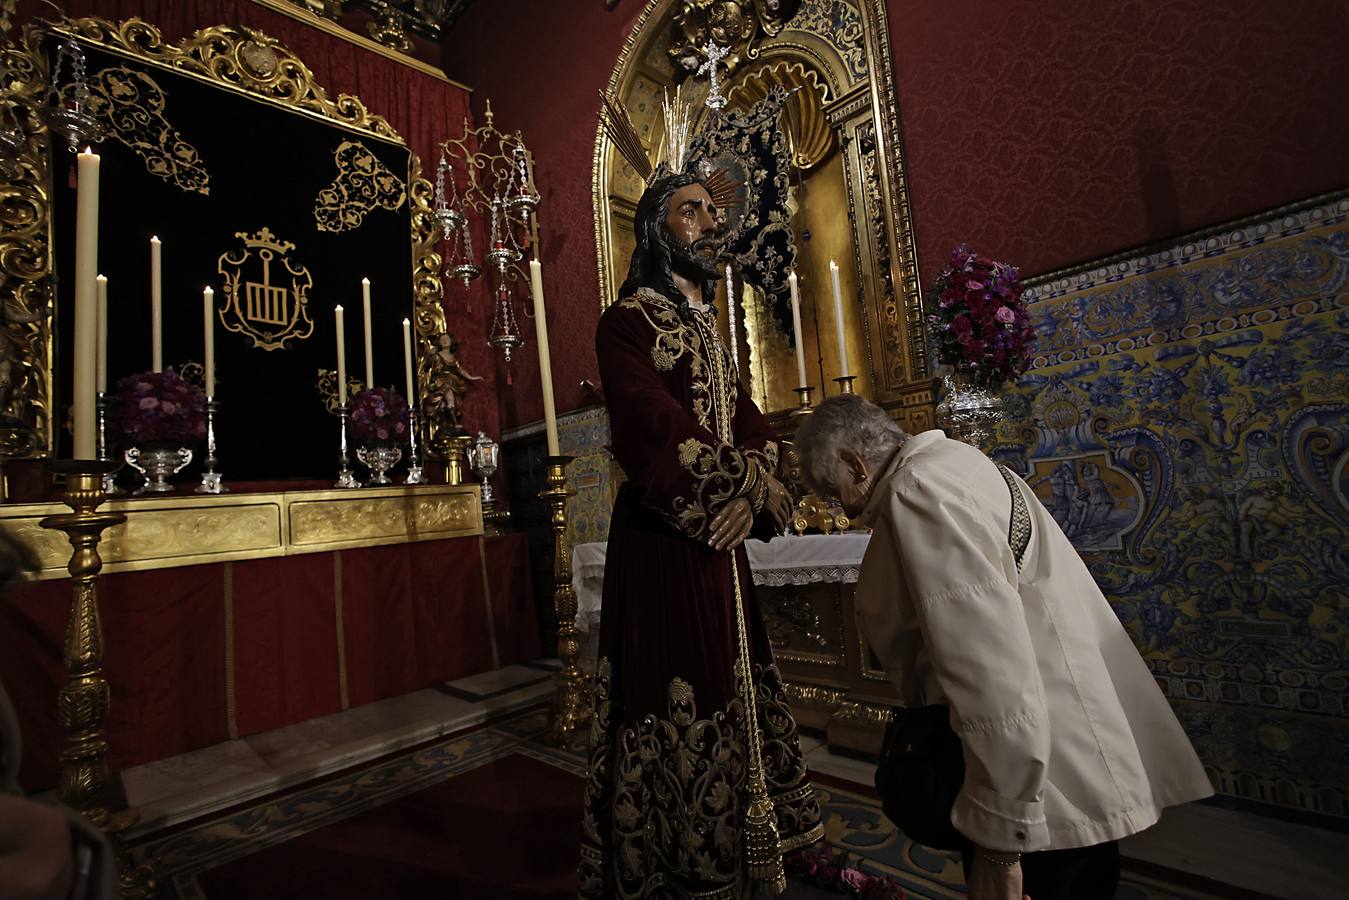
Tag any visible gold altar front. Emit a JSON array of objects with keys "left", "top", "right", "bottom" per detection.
[{"left": 1, "top": 484, "right": 482, "bottom": 580}]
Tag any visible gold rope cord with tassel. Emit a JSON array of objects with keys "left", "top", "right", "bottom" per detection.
[{"left": 704, "top": 314, "right": 786, "bottom": 894}]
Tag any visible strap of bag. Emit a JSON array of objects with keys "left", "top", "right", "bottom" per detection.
[{"left": 995, "top": 464, "right": 1031, "bottom": 572}]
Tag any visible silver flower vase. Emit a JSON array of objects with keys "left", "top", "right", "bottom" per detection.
[
  {"left": 935, "top": 371, "right": 1003, "bottom": 449},
  {"left": 356, "top": 445, "right": 402, "bottom": 486},
  {"left": 126, "top": 445, "right": 193, "bottom": 494}
]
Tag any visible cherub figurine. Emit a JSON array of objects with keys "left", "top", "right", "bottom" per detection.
[
  {"left": 0, "top": 272, "right": 51, "bottom": 425},
  {"left": 425, "top": 331, "right": 482, "bottom": 434}
]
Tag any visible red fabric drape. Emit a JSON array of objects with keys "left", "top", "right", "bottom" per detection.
[
  {"left": 0, "top": 565, "right": 229, "bottom": 790},
  {"left": 481, "top": 532, "right": 540, "bottom": 667},
  {"left": 0, "top": 536, "right": 538, "bottom": 792}
]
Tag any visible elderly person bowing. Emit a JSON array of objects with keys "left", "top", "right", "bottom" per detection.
[{"left": 794, "top": 395, "right": 1211, "bottom": 900}]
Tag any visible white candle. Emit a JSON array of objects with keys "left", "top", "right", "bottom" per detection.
[
  {"left": 95, "top": 275, "right": 108, "bottom": 395},
  {"left": 361, "top": 277, "right": 374, "bottom": 389},
  {"left": 202, "top": 286, "right": 215, "bottom": 396},
  {"left": 402, "top": 317, "right": 415, "bottom": 405},
  {"left": 150, "top": 235, "right": 162, "bottom": 373},
  {"left": 788, "top": 270, "right": 807, "bottom": 389},
  {"left": 529, "top": 259, "right": 560, "bottom": 457},
  {"left": 334, "top": 305, "right": 348, "bottom": 405},
  {"left": 829, "top": 260, "right": 849, "bottom": 378},
  {"left": 73, "top": 149, "right": 99, "bottom": 459}
]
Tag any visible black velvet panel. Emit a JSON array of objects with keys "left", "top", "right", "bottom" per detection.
[{"left": 50, "top": 38, "right": 414, "bottom": 481}]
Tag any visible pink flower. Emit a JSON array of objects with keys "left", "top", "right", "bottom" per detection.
[
  {"left": 376, "top": 427, "right": 389, "bottom": 440},
  {"left": 841, "top": 867, "right": 872, "bottom": 889},
  {"left": 160, "top": 401, "right": 177, "bottom": 415},
  {"left": 995, "top": 306, "right": 1016, "bottom": 324},
  {"left": 965, "top": 278, "right": 984, "bottom": 291},
  {"left": 139, "top": 397, "right": 159, "bottom": 409}
]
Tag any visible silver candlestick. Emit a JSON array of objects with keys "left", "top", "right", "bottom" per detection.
[
  {"left": 94, "top": 392, "right": 121, "bottom": 495},
  {"left": 405, "top": 407, "right": 425, "bottom": 485},
  {"left": 196, "top": 397, "right": 226, "bottom": 494},
  {"left": 335, "top": 402, "right": 361, "bottom": 488}
]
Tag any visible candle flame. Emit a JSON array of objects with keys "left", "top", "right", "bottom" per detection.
[
  {"left": 335, "top": 304, "right": 343, "bottom": 311},
  {"left": 402, "top": 317, "right": 410, "bottom": 324}
]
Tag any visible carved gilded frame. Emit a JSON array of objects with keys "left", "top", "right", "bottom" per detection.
[
  {"left": 0, "top": 16, "right": 449, "bottom": 459},
  {"left": 591, "top": 0, "right": 933, "bottom": 425}
]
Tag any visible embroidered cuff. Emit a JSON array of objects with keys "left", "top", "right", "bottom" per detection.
[{"left": 950, "top": 782, "right": 1050, "bottom": 854}]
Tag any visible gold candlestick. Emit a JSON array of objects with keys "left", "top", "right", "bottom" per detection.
[
  {"left": 833, "top": 375, "right": 857, "bottom": 395},
  {"left": 792, "top": 385, "right": 815, "bottom": 417},
  {"left": 39, "top": 460, "right": 158, "bottom": 898},
  {"left": 541, "top": 455, "right": 589, "bottom": 746},
  {"left": 447, "top": 433, "right": 473, "bottom": 485}
]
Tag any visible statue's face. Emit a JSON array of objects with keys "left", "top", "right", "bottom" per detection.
[{"left": 663, "top": 182, "right": 721, "bottom": 281}]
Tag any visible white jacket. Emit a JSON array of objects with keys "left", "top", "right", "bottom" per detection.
[{"left": 855, "top": 430, "right": 1212, "bottom": 853}]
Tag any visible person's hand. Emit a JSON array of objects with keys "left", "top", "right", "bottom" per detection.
[
  {"left": 0, "top": 794, "right": 75, "bottom": 900},
  {"left": 709, "top": 497, "right": 754, "bottom": 551},
  {"left": 762, "top": 474, "right": 793, "bottom": 530},
  {"left": 965, "top": 850, "right": 1029, "bottom": 900}
]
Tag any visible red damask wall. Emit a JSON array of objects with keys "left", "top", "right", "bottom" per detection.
[
  {"left": 889, "top": 0, "right": 1349, "bottom": 284},
  {"left": 447, "top": 0, "right": 1349, "bottom": 431}
]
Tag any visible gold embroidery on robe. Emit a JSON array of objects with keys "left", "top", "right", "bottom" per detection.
[{"left": 579, "top": 658, "right": 824, "bottom": 900}]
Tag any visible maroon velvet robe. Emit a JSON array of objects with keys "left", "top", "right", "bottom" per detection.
[{"left": 578, "top": 288, "right": 822, "bottom": 899}]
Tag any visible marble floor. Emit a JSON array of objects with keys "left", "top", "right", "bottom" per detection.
[
  {"left": 116, "top": 662, "right": 1349, "bottom": 899},
  {"left": 116, "top": 661, "right": 558, "bottom": 837}
]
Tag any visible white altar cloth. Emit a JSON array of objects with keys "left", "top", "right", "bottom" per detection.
[{"left": 572, "top": 533, "right": 871, "bottom": 632}]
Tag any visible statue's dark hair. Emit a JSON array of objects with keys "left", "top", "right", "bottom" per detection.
[{"left": 618, "top": 173, "right": 717, "bottom": 318}]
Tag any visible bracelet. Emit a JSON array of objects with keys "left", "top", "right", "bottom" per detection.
[{"left": 976, "top": 848, "right": 1022, "bottom": 867}]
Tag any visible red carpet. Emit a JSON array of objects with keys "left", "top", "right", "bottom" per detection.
[{"left": 195, "top": 753, "right": 584, "bottom": 899}]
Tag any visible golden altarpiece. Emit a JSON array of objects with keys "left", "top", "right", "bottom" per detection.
[
  {"left": 0, "top": 15, "right": 483, "bottom": 570},
  {"left": 593, "top": 0, "right": 936, "bottom": 752}
]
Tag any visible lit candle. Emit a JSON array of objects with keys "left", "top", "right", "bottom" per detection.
[
  {"left": 829, "top": 260, "right": 849, "bottom": 378},
  {"left": 202, "top": 286, "right": 215, "bottom": 396},
  {"left": 402, "top": 317, "right": 415, "bottom": 405},
  {"left": 788, "top": 270, "right": 807, "bottom": 389},
  {"left": 361, "top": 277, "right": 374, "bottom": 389},
  {"left": 95, "top": 275, "right": 108, "bottom": 395},
  {"left": 529, "top": 258, "right": 560, "bottom": 457},
  {"left": 72, "top": 149, "right": 99, "bottom": 459},
  {"left": 334, "top": 305, "right": 348, "bottom": 405},
  {"left": 150, "top": 235, "right": 162, "bottom": 373}
]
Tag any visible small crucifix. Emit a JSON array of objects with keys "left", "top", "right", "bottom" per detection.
[{"left": 698, "top": 40, "right": 730, "bottom": 110}]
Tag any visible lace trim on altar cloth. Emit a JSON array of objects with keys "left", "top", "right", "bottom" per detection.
[{"left": 751, "top": 565, "right": 861, "bottom": 586}]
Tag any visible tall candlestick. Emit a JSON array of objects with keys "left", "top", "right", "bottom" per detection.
[
  {"left": 95, "top": 275, "right": 107, "bottom": 394},
  {"left": 73, "top": 149, "right": 99, "bottom": 459},
  {"left": 334, "top": 305, "right": 348, "bottom": 404},
  {"left": 150, "top": 235, "right": 162, "bottom": 373},
  {"left": 202, "top": 286, "right": 215, "bottom": 396},
  {"left": 829, "top": 260, "right": 849, "bottom": 378},
  {"left": 402, "top": 317, "right": 415, "bottom": 404},
  {"left": 788, "top": 270, "right": 808, "bottom": 390},
  {"left": 529, "top": 259, "right": 560, "bottom": 457},
  {"left": 361, "top": 277, "right": 374, "bottom": 389}
]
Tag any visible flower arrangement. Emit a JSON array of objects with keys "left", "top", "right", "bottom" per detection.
[
  {"left": 928, "top": 244, "right": 1034, "bottom": 390},
  {"left": 111, "top": 369, "right": 207, "bottom": 446},
  {"left": 784, "top": 843, "right": 907, "bottom": 899},
  {"left": 349, "top": 387, "right": 409, "bottom": 446}
]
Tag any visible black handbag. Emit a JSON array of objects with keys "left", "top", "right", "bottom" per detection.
[{"left": 872, "top": 464, "right": 1031, "bottom": 851}]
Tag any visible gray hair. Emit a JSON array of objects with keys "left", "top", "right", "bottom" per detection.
[{"left": 794, "top": 394, "right": 909, "bottom": 493}]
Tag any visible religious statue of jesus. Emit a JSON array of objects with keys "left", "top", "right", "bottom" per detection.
[{"left": 577, "top": 171, "right": 824, "bottom": 898}]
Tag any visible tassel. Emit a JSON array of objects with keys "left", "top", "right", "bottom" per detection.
[{"left": 745, "top": 792, "right": 786, "bottom": 894}]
